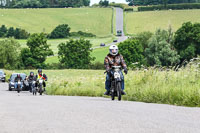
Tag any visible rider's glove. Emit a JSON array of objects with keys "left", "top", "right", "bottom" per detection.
[
  {"left": 106, "top": 68, "right": 110, "bottom": 73},
  {"left": 124, "top": 68, "right": 128, "bottom": 75}
]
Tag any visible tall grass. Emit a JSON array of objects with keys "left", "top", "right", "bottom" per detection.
[{"left": 13, "top": 60, "right": 200, "bottom": 107}]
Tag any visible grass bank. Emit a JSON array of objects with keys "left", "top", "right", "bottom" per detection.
[{"left": 13, "top": 62, "right": 200, "bottom": 107}]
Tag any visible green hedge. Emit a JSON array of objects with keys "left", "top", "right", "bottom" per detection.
[
  {"left": 138, "top": 3, "right": 200, "bottom": 11},
  {"left": 124, "top": 7, "right": 134, "bottom": 12},
  {"left": 109, "top": 3, "right": 128, "bottom": 9}
]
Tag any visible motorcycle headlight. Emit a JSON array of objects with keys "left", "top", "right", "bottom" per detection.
[
  {"left": 114, "top": 73, "right": 120, "bottom": 79},
  {"left": 11, "top": 82, "right": 14, "bottom": 85}
]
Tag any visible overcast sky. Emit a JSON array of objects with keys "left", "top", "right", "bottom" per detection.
[{"left": 90, "top": 0, "right": 128, "bottom": 6}]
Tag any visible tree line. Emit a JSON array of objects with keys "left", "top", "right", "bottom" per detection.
[
  {"left": 0, "top": 25, "right": 30, "bottom": 39},
  {"left": 1, "top": 21, "right": 200, "bottom": 70},
  {"left": 0, "top": 24, "right": 95, "bottom": 39},
  {"left": 0, "top": 0, "right": 90, "bottom": 8},
  {"left": 118, "top": 22, "right": 200, "bottom": 69}
]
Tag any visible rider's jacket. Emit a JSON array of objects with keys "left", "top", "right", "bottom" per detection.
[
  {"left": 28, "top": 75, "right": 36, "bottom": 82},
  {"left": 104, "top": 53, "right": 127, "bottom": 72},
  {"left": 36, "top": 73, "right": 47, "bottom": 81},
  {"left": 14, "top": 76, "right": 22, "bottom": 82}
]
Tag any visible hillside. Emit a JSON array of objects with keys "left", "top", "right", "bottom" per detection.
[
  {"left": 125, "top": 9, "right": 200, "bottom": 35},
  {"left": 0, "top": 8, "right": 112, "bottom": 37}
]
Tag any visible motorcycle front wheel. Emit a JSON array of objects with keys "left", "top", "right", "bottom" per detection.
[
  {"left": 117, "top": 82, "right": 121, "bottom": 101},
  {"left": 39, "top": 87, "right": 43, "bottom": 95},
  {"left": 17, "top": 85, "right": 20, "bottom": 93}
]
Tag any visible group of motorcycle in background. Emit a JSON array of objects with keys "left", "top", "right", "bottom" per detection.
[
  {"left": 11, "top": 69, "right": 47, "bottom": 96},
  {"left": 1, "top": 44, "right": 127, "bottom": 100}
]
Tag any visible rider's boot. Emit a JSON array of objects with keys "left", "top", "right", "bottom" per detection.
[
  {"left": 104, "top": 90, "right": 110, "bottom": 95},
  {"left": 121, "top": 90, "right": 126, "bottom": 95}
]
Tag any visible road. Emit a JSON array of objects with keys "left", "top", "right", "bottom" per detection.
[
  {"left": 0, "top": 82, "right": 200, "bottom": 133},
  {"left": 93, "top": 8, "right": 127, "bottom": 49}
]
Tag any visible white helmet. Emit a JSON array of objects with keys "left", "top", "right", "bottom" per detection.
[{"left": 109, "top": 45, "right": 118, "bottom": 56}]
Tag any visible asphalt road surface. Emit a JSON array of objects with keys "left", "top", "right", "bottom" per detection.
[
  {"left": 0, "top": 82, "right": 200, "bottom": 133},
  {"left": 115, "top": 7, "right": 124, "bottom": 36}
]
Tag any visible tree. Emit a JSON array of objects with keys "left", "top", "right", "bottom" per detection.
[
  {"left": 99, "top": 0, "right": 109, "bottom": 7},
  {"left": 14, "top": 28, "right": 30, "bottom": 39},
  {"left": 20, "top": 48, "right": 35, "bottom": 68},
  {"left": 6, "top": 27, "right": 15, "bottom": 37},
  {"left": 163, "top": 0, "right": 168, "bottom": 8},
  {"left": 118, "top": 39, "right": 145, "bottom": 67},
  {"left": 83, "top": 0, "right": 90, "bottom": 6},
  {"left": 58, "top": 38, "right": 94, "bottom": 69},
  {"left": 21, "top": 33, "right": 53, "bottom": 68},
  {"left": 136, "top": 31, "right": 153, "bottom": 51},
  {"left": 145, "top": 29, "right": 180, "bottom": 66},
  {"left": 0, "top": 25, "right": 7, "bottom": 37},
  {"left": 174, "top": 22, "right": 200, "bottom": 62},
  {"left": 50, "top": 24, "right": 70, "bottom": 39},
  {"left": 0, "top": 39, "right": 21, "bottom": 69}
]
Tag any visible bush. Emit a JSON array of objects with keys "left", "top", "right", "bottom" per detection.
[
  {"left": 45, "top": 63, "right": 63, "bottom": 69},
  {"left": 138, "top": 3, "right": 200, "bottom": 11},
  {"left": 50, "top": 24, "right": 70, "bottom": 39},
  {"left": 174, "top": 22, "right": 200, "bottom": 62},
  {"left": 89, "top": 62, "right": 104, "bottom": 70},
  {"left": 145, "top": 29, "right": 180, "bottom": 66},
  {"left": 118, "top": 38, "right": 145, "bottom": 67},
  {"left": 109, "top": 3, "right": 129, "bottom": 9},
  {"left": 136, "top": 31, "right": 153, "bottom": 51},
  {"left": 124, "top": 7, "right": 134, "bottom": 12},
  {"left": 70, "top": 31, "right": 96, "bottom": 37},
  {"left": 0, "top": 38, "right": 21, "bottom": 69}
]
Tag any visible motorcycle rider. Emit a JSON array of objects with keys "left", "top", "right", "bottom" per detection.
[
  {"left": 104, "top": 45, "right": 128, "bottom": 95},
  {"left": 35, "top": 69, "right": 47, "bottom": 91},
  {"left": 28, "top": 72, "right": 36, "bottom": 92},
  {"left": 14, "top": 74, "right": 23, "bottom": 90}
]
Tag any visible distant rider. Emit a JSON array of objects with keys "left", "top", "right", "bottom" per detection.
[
  {"left": 28, "top": 72, "right": 36, "bottom": 92},
  {"left": 104, "top": 45, "right": 128, "bottom": 95},
  {"left": 14, "top": 74, "right": 23, "bottom": 89},
  {"left": 35, "top": 69, "right": 48, "bottom": 91}
]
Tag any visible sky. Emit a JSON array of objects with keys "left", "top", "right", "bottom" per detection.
[{"left": 90, "top": 0, "right": 128, "bottom": 6}]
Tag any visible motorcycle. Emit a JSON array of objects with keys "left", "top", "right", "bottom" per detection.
[
  {"left": 37, "top": 79, "right": 44, "bottom": 95},
  {"left": 107, "top": 66, "right": 123, "bottom": 101},
  {"left": 31, "top": 80, "right": 37, "bottom": 95},
  {"left": 16, "top": 80, "right": 22, "bottom": 93}
]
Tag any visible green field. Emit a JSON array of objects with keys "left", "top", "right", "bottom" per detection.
[
  {"left": 0, "top": 8, "right": 112, "bottom": 37},
  {"left": 6, "top": 61, "right": 200, "bottom": 107},
  {"left": 14, "top": 37, "right": 113, "bottom": 64},
  {"left": 17, "top": 37, "right": 115, "bottom": 54},
  {"left": 125, "top": 9, "right": 200, "bottom": 35},
  {"left": 46, "top": 45, "right": 109, "bottom": 64}
]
